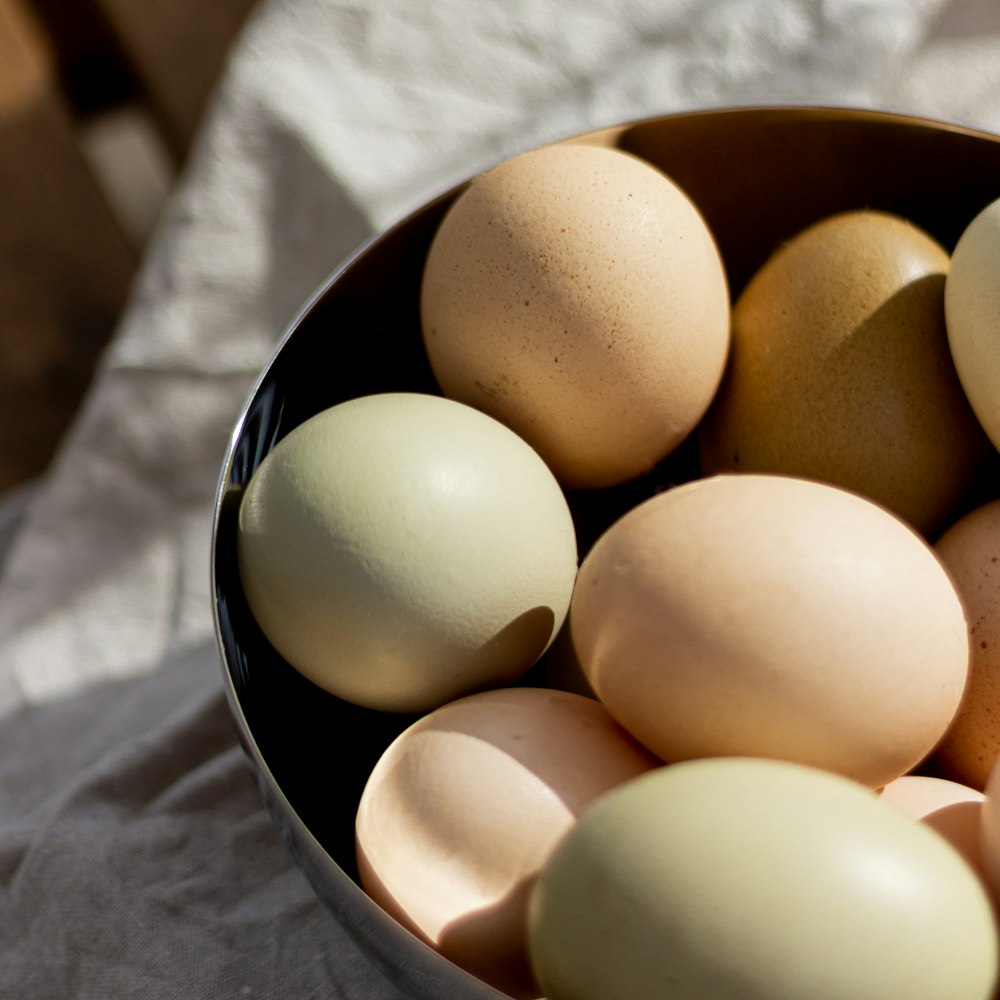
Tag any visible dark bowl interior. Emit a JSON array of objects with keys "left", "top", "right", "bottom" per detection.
[{"left": 211, "top": 105, "right": 1000, "bottom": 996}]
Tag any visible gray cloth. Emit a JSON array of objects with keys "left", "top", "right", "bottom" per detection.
[
  {"left": 1, "top": 0, "right": 1000, "bottom": 995},
  {"left": 0, "top": 643, "right": 412, "bottom": 998}
]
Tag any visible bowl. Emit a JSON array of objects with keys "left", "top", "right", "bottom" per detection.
[{"left": 211, "top": 105, "right": 1000, "bottom": 997}]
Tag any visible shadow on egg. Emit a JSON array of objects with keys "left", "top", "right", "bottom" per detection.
[
  {"left": 436, "top": 876, "right": 540, "bottom": 1000},
  {"left": 825, "top": 272, "right": 991, "bottom": 533},
  {"left": 478, "top": 606, "right": 558, "bottom": 686},
  {"left": 920, "top": 799, "right": 986, "bottom": 878},
  {"left": 355, "top": 852, "right": 541, "bottom": 998}
]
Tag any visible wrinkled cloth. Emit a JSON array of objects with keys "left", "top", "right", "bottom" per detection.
[{"left": 1, "top": 0, "right": 1000, "bottom": 995}]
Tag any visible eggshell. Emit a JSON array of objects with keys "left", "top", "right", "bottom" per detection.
[
  {"left": 420, "top": 142, "right": 730, "bottom": 489},
  {"left": 946, "top": 195, "right": 1000, "bottom": 451},
  {"left": 237, "top": 392, "right": 578, "bottom": 713},
  {"left": 879, "top": 774, "right": 986, "bottom": 880},
  {"left": 571, "top": 473, "right": 969, "bottom": 788},
  {"left": 933, "top": 498, "right": 1000, "bottom": 789},
  {"left": 527, "top": 758, "right": 999, "bottom": 1000},
  {"left": 699, "top": 209, "right": 991, "bottom": 536},
  {"left": 355, "top": 687, "right": 660, "bottom": 998}
]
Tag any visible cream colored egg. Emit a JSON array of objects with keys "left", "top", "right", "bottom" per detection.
[
  {"left": 528, "top": 758, "right": 999, "bottom": 1000},
  {"left": 879, "top": 774, "right": 986, "bottom": 880},
  {"left": 571, "top": 473, "right": 969, "bottom": 788},
  {"left": 946, "top": 195, "right": 1000, "bottom": 451},
  {"left": 355, "top": 687, "right": 660, "bottom": 999},
  {"left": 700, "top": 210, "right": 991, "bottom": 536},
  {"left": 934, "top": 498, "right": 1000, "bottom": 789},
  {"left": 237, "top": 392, "right": 578, "bottom": 713},
  {"left": 421, "top": 142, "right": 730, "bottom": 489}
]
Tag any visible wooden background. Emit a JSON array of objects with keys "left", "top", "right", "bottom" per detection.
[{"left": 0, "top": 0, "right": 256, "bottom": 499}]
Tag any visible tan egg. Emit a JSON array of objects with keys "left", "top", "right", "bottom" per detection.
[
  {"left": 934, "top": 499, "right": 1000, "bottom": 789},
  {"left": 571, "top": 473, "right": 970, "bottom": 789},
  {"left": 699, "top": 210, "right": 991, "bottom": 536},
  {"left": 879, "top": 774, "right": 986, "bottom": 881},
  {"left": 355, "top": 686, "right": 659, "bottom": 999},
  {"left": 946, "top": 195, "right": 1000, "bottom": 450},
  {"left": 421, "top": 142, "right": 730, "bottom": 489}
]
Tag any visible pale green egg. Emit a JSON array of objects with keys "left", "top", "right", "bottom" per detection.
[
  {"left": 528, "top": 756, "right": 999, "bottom": 1000},
  {"left": 237, "top": 391, "right": 578, "bottom": 713}
]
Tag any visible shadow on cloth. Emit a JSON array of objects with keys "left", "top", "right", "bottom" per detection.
[{"left": 0, "top": 640, "right": 413, "bottom": 1000}]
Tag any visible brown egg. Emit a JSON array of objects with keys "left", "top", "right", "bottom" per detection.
[
  {"left": 355, "top": 687, "right": 659, "bottom": 999},
  {"left": 570, "top": 473, "right": 970, "bottom": 789},
  {"left": 934, "top": 499, "right": 1000, "bottom": 790},
  {"left": 421, "top": 142, "right": 730, "bottom": 489},
  {"left": 879, "top": 774, "right": 986, "bottom": 881},
  {"left": 699, "top": 210, "right": 991, "bottom": 536}
]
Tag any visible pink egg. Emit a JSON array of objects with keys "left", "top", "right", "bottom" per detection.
[
  {"left": 355, "top": 686, "right": 659, "bottom": 998},
  {"left": 880, "top": 774, "right": 986, "bottom": 882}
]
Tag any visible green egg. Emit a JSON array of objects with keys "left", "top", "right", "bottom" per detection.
[{"left": 527, "top": 757, "right": 999, "bottom": 1000}]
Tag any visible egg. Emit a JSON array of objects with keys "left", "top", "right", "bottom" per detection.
[
  {"left": 946, "top": 195, "right": 1000, "bottom": 451},
  {"left": 527, "top": 757, "right": 999, "bottom": 1000},
  {"left": 355, "top": 686, "right": 660, "bottom": 998},
  {"left": 420, "top": 141, "right": 730, "bottom": 489},
  {"left": 933, "top": 498, "right": 1000, "bottom": 789},
  {"left": 570, "top": 473, "right": 969, "bottom": 788},
  {"left": 879, "top": 774, "right": 986, "bottom": 880},
  {"left": 699, "top": 210, "right": 991, "bottom": 536},
  {"left": 237, "top": 392, "right": 578, "bottom": 713}
]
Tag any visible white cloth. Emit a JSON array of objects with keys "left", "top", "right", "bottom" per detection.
[{"left": 1, "top": 0, "right": 999, "bottom": 995}]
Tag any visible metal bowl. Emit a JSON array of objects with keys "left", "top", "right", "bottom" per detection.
[{"left": 211, "top": 105, "right": 1000, "bottom": 997}]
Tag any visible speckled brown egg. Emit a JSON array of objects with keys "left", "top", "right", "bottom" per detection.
[
  {"left": 420, "top": 142, "right": 730, "bottom": 489},
  {"left": 934, "top": 499, "right": 1000, "bottom": 789},
  {"left": 699, "top": 210, "right": 992, "bottom": 536}
]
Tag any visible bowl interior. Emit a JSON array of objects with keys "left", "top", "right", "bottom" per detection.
[{"left": 212, "top": 103, "right": 1000, "bottom": 947}]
